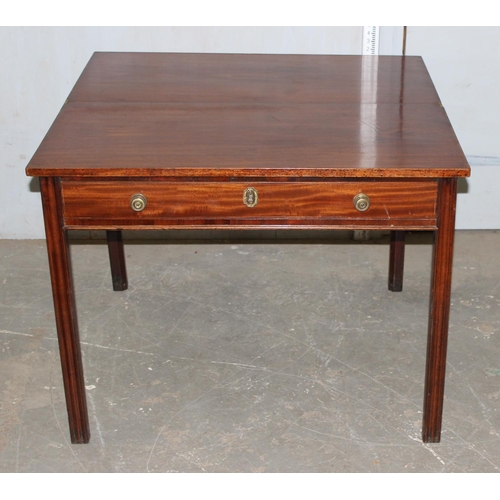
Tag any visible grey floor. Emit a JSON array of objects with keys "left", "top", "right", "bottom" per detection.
[{"left": 1, "top": 230, "right": 500, "bottom": 473}]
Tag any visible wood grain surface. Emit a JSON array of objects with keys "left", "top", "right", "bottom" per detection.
[
  {"left": 60, "top": 179, "right": 438, "bottom": 229},
  {"left": 66, "top": 52, "right": 441, "bottom": 105},
  {"left": 25, "top": 53, "right": 470, "bottom": 179}
]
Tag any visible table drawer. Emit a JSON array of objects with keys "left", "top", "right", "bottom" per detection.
[{"left": 61, "top": 180, "right": 438, "bottom": 227}]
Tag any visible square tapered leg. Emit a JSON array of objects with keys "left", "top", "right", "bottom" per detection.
[
  {"left": 106, "top": 230, "right": 128, "bottom": 291},
  {"left": 389, "top": 231, "right": 406, "bottom": 292},
  {"left": 422, "top": 178, "right": 458, "bottom": 443},
  {"left": 40, "top": 177, "right": 90, "bottom": 444}
]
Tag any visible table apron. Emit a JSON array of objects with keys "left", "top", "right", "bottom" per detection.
[{"left": 60, "top": 179, "right": 438, "bottom": 230}]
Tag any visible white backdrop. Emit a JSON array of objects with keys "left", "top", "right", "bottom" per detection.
[
  {"left": 406, "top": 27, "right": 500, "bottom": 230},
  {"left": 1, "top": 27, "right": 363, "bottom": 239},
  {"left": 1, "top": 26, "right": 499, "bottom": 238}
]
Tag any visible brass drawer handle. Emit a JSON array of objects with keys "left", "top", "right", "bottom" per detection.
[
  {"left": 130, "top": 193, "right": 147, "bottom": 212},
  {"left": 243, "top": 187, "right": 258, "bottom": 208},
  {"left": 353, "top": 193, "right": 370, "bottom": 212}
]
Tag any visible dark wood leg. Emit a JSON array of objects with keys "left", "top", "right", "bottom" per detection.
[
  {"left": 388, "top": 231, "right": 405, "bottom": 292},
  {"left": 422, "top": 178, "right": 458, "bottom": 443},
  {"left": 40, "top": 177, "right": 90, "bottom": 444},
  {"left": 106, "top": 230, "right": 128, "bottom": 291}
]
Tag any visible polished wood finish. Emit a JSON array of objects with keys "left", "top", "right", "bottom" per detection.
[
  {"left": 26, "top": 54, "right": 469, "bottom": 179},
  {"left": 39, "top": 177, "right": 90, "bottom": 444},
  {"left": 25, "top": 102, "right": 469, "bottom": 179},
  {"left": 26, "top": 53, "right": 470, "bottom": 444},
  {"left": 423, "top": 178, "right": 458, "bottom": 443},
  {"left": 66, "top": 52, "right": 442, "bottom": 105},
  {"left": 388, "top": 231, "right": 406, "bottom": 291},
  {"left": 61, "top": 180, "right": 438, "bottom": 229},
  {"left": 106, "top": 230, "right": 128, "bottom": 291}
]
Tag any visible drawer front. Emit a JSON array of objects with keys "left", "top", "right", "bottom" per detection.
[{"left": 61, "top": 180, "right": 438, "bottom": 228}]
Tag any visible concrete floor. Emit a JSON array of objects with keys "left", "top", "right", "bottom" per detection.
[{"left": 1, "top": 230, "right": 500, "bottom": 472}]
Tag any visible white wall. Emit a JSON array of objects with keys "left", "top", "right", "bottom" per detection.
[
  {"left": 405, "top": 27, "right": 500, "bottom": 229},
  {"left": 1, "top": 26, "right": 362, "bottom": 239},
  {"left": 2, "top": 26, "right": 499, "bottom": 238}
]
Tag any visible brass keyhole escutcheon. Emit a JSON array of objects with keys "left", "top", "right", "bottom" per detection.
[
  {"left": 353, "top": 193, "right": 370, "bottom": 212},
  {"left": 130, "top": 193, "right": 147, "bottom": 212},
  {"left": 243, "top": 187, "right": 258, "bottom": 208}
]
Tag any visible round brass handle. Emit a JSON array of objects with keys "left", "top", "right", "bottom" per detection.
[
  {"left": 353, "top": 193, "right": 370, "bottom": 212},
  {"left": 130, "top": 193, "right": 147, "bottom": 212}
]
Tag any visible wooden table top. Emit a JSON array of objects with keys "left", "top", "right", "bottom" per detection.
[{"left": 26, "top": 52, "right": 470, "bottom": 179}]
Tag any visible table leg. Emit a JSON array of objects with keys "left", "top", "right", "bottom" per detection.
[
  {"left": 422, "top": 178, "right": 458, "bottom": 443},
  {"left": 40, "top": 177, "right": 90, "bottom": 444},
  {"left": 388, "top": 231, "right": 405, "bottom": 292},
  {"left": 106, "top": 230, "right": 128, "bottom": 291}
]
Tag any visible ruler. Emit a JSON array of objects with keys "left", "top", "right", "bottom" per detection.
[
  {"left": 355, "top": 26, "right": 380, "bottom": 241},
  {"left": 362, "top": 26, "right": 380, "bottom": 55}
]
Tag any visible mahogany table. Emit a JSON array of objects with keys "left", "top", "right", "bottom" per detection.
[{"left": 26, "top": 52, "right": 470, "bottom": 444}]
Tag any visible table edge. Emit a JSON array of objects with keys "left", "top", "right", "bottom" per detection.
[{"left": 25, "top": 167, "right": 471, "bottom": 179}]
